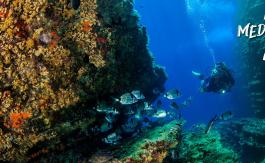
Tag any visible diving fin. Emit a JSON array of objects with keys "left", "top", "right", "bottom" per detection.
[{"left": 192, "top": 71, "right": 204, "bottom": 80}]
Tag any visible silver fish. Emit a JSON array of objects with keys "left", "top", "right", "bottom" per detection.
[
  {"left": 164, "top": 89, "right": 181, "bottom": 100},
  {"left": 143, "top": 102, "right": 154, "bottom": 111},
  {"left": 115, "top": 93, "right": 138, "bottom": 105},
  {"left": 103, "top": 132, "right": 121, "bottom": 145},
  {"left": 96, "top": 106, "right": 119, "bottom": 115},
  {"left": 131, "top": 90, "right": 145, "bottom": 100},
  {"left": 153, "top": 110, "right": 167, "bottom": 118}
]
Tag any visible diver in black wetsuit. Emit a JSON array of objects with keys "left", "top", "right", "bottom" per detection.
[{"left": 192, "top": 62, "right": 235, "bottom": 94}]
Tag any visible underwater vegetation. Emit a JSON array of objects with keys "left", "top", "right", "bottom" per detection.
[{"left": 0, "top": 0, "right": 166, "bottom": 161}]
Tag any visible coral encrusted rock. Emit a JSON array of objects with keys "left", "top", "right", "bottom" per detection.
[{"left": 0, "top": 0, "right": 166, "bottom": 161}]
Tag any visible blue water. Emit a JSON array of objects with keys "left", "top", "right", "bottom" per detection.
[{"left": 134, "top": 0, "right": 252, "bottom": 127}]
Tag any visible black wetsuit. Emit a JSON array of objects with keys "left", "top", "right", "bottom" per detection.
[{"left": 202, "top": 63, "right": 235, "bottom": 93}]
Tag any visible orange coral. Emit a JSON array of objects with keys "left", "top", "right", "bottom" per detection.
[
  {"left": 50, "top": 31, "right": 61, "bottom": 41},
  {"left": 50, "top": 31, "right": 58, "bottom": 37},
  {"left": 0, "top": 4, "right": 12, "bottom": 21},
  {"left": 9, "top": 112, "right": 32, "bottom": 129},
  {"left": 49, "top": 40, "right": 57, "bottom": 49},
  {"left": 49, "top": 31, "right": 60, "bottom": 48},
  {"left": 0, "top": 12, "right": 5, "bottom": 18},
  {"left": 82, "top": 20, "right": 92, "bottom": 32}
]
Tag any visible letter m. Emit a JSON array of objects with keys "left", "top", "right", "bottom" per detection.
[{"left": 237, "top": 23, "right": 250, "bottom": 37}]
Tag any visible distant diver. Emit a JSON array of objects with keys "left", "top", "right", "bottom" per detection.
[{"left": 192, "top": 62, "right": 235, "bottom": 94}]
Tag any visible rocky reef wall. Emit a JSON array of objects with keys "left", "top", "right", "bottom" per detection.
[
  {"left": 0, "top": 0, "right": 166, "bottom": 161},
  {"left": 236, "top": 0, "right": 265, "bottom": 117},
  {"left": 217, "top": 118, "right": 265, "bottom": 162}
]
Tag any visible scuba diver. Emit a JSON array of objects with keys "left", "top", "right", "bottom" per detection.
[{"left": 192, "top": 62, "right": 235, "bottom": 94}]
